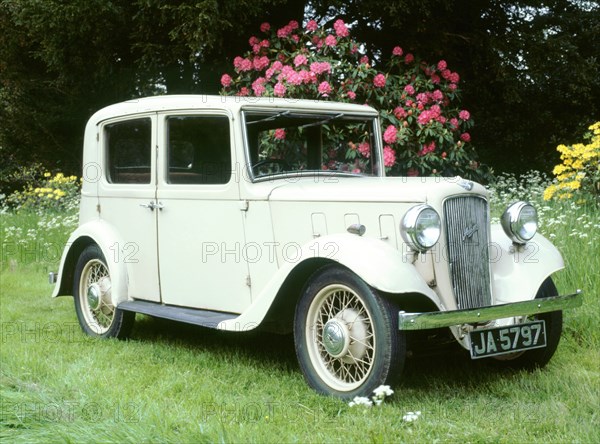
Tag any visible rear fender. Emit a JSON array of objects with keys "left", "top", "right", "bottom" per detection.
[{"left": 52, "top": 220, "right": 129, "bottom": 307}]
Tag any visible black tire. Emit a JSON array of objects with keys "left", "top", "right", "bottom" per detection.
[
  {"left": 294, "top": 264, "right": 405, "bottom": 398},
  {"left": 493, "top": 277, "right": 562, "bottom": 369},
  {"left": 73, "top": 244, "right": 134, "bottom": 339}
]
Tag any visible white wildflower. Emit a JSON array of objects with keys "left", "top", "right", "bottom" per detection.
[{"left": 402, "top": 411, "right": 422, "bottom": 422}]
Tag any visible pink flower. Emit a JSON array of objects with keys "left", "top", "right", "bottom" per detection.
[
  {"left": 432, "top": 90, "right": 444, "bottom": 101},
  {"left": 288, "top": 20, "right": 299, "bottom": 30},
  {"left": 431, "top": 73, "right": 441, "bottom": 84},
  {"left": 358, "top": 142, "right": 370, "bottom": 157},
  {"left": 383, "top": 146, "right": 396, "bottom": 167},
  {"left": 459, "top": 110, "right": 471, "bottom": 121},
  {"left": 448, "top": 83, "right": 457, "bottom": 91},
  {"left": 437, "top": 60, "right": 447, "bottom": 71},
  {"left": 274, "top": 128, "right": 286, "bottom": 140},
  {"left": 359, "top": 55, "right": 369, "bottom": 65},
  {"left": 318, "top": 81, "right": 332, "bottom": 96},
  {"left": 277, "top": 25, "right": 292, "bottom": 38},
  {"left": 373, "top": 73, "right": 386, "bottom": 88},
  {"left": 383, "top": 125, "right": 398, "bottom": 144},
  {"left": 251, "top": 78, "right": 266, "bottom": 96},
  {"left": 253, "top": 56, "right": 269, "bottom": 71},
  {"left": 272, "top": 61, "right": 283, "bottom": 71},
  {"left": 418, "top": 141, "right": 436, "bottom": 156},
  {"left": 352, "top": 168, "right": 361, "bottom": 174},
  {"left": 237, "top": 87, "right": 249, "bottom": 96},
  {"left": 265, "top": 67, "right": 275, "bottom": 80},
  {"left": 260, "top": 22, "right": 270, "bottom": 33},
  {"left": 333, "top": 19, "right": 350, "bottom": 37},
  {"left": 274, "top": 82, "right": 286, "bottom": 97},
  {"left": 220, "top": 74, "right": 232, "bottom": 88},
  {"left": 294, "top": 54, "right": 308, "bottom": 67},
  {"left": 249, "top": 36, "right": 259, "bottom": 46},
  {"left": 449, "top": 72, "right": 460, "bottom": 83},
  {"left": 347, "top": 90, "right": 356, "bottom": 100},
  {"left": 460, "top": 132, "right": 471, "bottom": 142},
  {"left": 404, "top": 53, "right": 414, "bottom": 64},
  {"left": 394, "top": 106, "right": 406, "bottom": 119},
  {"left": 392, "top": 46, "right": 403, "bottom": 56},
  {"left": 325, "top": 35, "right": 337, "bottom": 46},
  {"left": 404, "top": 85, "right": 415, "bottom": 96},
  {"left": 449, "top": 118, "right": 459, "bottom": 130},
  {"left": 310, "top": 61, "right": 331, "bottom": 75},
  {"left": 286, "top": 71, "right": 303, "bottom": 86},
  {"left": 234, "top": 57, "right": 252, "bottom": 72},
  {"left": 306, "top": 20, "right": 318, "bottom": 32},
  {"left": 441, "top": 69, "right": 451, "bottom": 80}
]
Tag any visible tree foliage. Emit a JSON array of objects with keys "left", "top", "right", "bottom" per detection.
[{"left": 1, "top": 0, "right": 598, "bottom": 193}]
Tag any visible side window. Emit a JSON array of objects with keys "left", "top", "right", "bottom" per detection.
[
  {"left": 167, "top": 116, "right": 231, "bottom": 184},
  {"left": 105, "top": 118, "right": 152, "bottom": 184}
]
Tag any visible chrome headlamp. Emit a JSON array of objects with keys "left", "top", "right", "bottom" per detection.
[
  {"left": 401, "top": 204, "right": 441, "bottom": 252},
  {"left": 501, "top": 201, "right": 538, "bottom": 244}
]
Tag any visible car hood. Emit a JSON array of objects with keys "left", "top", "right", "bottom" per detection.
[{"left": 267, "top": 176, "right": 488, "bottom": 204}]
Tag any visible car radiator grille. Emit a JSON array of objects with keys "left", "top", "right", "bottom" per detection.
[{"left": 443, "top": 196, "right": 492, "bottom": 310}]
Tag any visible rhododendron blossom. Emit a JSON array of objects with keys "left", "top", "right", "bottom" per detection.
[
  {"left": 383, "top": 146, "right": 396, "bottom": 167},
  {"left": 294, "top": 54, "right": 308, "bottom": 67},
  {"left": 274, "top": 82, "right": 286, "bottom": 97},
  {"left": 306, "top": 20, "right": 318, "bottom": 32},
  {"left": 318, "top": 81, "right": 332, "bottom": 96},
  {"left": 333, "top": 19, "right": 350, "bottom": 37},
  {"left": 383, "top": 125, "right": 398, "bottom": 144},
  {"left": 325, "top": 35, "right": 337, "bottom": 47},
  {"left": 274, "top": 128, "right": 286, "bottom": 140},
  {"left": 358, "top": 142, "right": 371, "bottom": 158},
  {"left": 221, "top": 74, "right": 232, "bottom": 88},
  {"left": 373, "top": 74, "right": 386, "bottom": 88},
  {"left": 220, "top": 17, "right": 487, "bottom": 180}
]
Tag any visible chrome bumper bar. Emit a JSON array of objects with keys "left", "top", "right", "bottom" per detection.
[{"left": 398, "top": 290, "right": 583, "bottom": 330}]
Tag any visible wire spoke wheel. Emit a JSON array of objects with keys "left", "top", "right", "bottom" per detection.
[
  {"left": 73, "top": 245, "right": 134, "bottom": 339},
  {"left": 79, "top": 259, "right": 115, "bottom": 334},
  {"left": 294, "top": 265, "right": 405, "bottom": 398},
  {"left": 309, "top": 284, "right": 375, "bottom": 390}
]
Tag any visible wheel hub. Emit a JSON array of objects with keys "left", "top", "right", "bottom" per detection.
[
  {"left": 323, "top": 319, "right": 350, "bottom": 358},
  {"left": 87, "top": 283, "right": 101, "bottom": 310}
]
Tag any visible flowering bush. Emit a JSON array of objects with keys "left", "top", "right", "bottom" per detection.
[
  {"left": 5, "top": 171, "right": 80, "bottom": 213},
  {"left": 220, "top": 19, "right": 490, "bottom": 181},
  {"left": 543, "top": 122, "right": 600, "bottom": 204}
]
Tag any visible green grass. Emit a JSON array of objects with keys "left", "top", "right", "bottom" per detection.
[{"left": 1, "top": 191, "right": 599, "bottom": 443}]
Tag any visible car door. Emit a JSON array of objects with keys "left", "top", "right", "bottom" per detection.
[
  {"left": 156, "top": 112, "right": 252, "bottom": 313},
  {"left": 97, "top": 115, "right": 161, "bottom": 302}
]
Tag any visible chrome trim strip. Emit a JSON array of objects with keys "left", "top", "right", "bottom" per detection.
[{"left": 398, "top": 290, "right": 583, "bottom": 330}]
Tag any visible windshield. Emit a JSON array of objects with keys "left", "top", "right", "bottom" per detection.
[{"left": 243, "top": 110, "right": 381, "bottom": 180}]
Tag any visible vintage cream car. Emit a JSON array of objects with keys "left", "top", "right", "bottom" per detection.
[{"left": 51, "top": 95, "right": 582, "bottom": 398}]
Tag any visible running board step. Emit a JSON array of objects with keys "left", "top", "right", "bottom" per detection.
[{"left": 118, "top": 300, "right": 238, "bottom": 329}]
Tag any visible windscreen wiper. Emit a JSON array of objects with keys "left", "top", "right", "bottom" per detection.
[
  {"left": 299, "top": 113, "right": 345, "bottom": 129},
  {"left": 246, "top": 110, "right": 291, "bottom": 125}
]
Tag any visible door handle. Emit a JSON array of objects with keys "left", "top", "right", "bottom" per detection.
[{"left": 140, "top": 201, "right": 164, "bottom": 211}]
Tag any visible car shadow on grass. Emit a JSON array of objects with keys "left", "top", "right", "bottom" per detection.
[{"left": 129, "top": 314, "right": 528, "bottom": 395}]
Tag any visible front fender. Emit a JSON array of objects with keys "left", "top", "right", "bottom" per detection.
[
  {"left": 490, "top": 225, "right": 564, "bottom": 303},
  {"left": 219, "top": 233, "right": 439, "bottom": 330},
  {"left": 52, "top": 219, "right": 129, "bottom": 307}
]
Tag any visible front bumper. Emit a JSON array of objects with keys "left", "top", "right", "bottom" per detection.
[{"left": 398, "top": 290, "right": 582, "bottom": 330}]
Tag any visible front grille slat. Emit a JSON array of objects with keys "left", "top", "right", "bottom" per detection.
[{"left": 444, "top": 196, "right": 492, "bottom": 310}]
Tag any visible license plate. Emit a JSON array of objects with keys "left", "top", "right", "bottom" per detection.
[{"left": 469, "top": 320, "right": 546, "bottom": 359}]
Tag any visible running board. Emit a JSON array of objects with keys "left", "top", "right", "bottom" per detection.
[{"left": 118, "top": 300, "right": 238, "bottom": 329}]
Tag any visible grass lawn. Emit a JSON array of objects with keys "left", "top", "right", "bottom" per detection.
[{"left": 1, "top": 185, "right": 599, "bottom": 443}]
